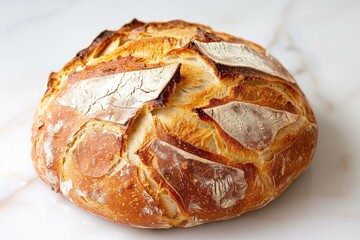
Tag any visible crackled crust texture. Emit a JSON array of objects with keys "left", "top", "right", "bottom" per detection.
[{"left": 31, "top": 19, "right": 317, "bottom": 228}]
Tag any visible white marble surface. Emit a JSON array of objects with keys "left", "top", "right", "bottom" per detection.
[{"left": 1, "top": 0, "right": 359, "bottom": 239}]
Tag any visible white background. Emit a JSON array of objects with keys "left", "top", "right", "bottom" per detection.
[{"left": 0, "top": 0, "right": 359, "bottom": 239}]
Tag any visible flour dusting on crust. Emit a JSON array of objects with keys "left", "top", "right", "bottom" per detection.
[
  {"left": 58, "top": 64, "right": 180, "bottom": 124},
  {"left": 203, "top": 101, "right": 298, "bottom": 151},
  {"left": 194, "top": 40, "right": 295, "bottom": 83}
]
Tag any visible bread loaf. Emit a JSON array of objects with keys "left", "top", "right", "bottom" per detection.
[{"left": 31, "top": 19, "right": 318, "bottom": 228}]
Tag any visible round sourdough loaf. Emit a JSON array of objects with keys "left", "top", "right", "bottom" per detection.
[{"left": 31, "top": 19, "right": 317, "bottom": 228}]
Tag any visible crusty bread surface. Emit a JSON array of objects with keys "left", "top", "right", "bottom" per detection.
[{"left": 31, "top": 19, "right": 317, "bottom": 228}]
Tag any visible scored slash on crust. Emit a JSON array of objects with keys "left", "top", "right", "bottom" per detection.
[
  {"left": 57, "top": 63, "right": 181, "bottom": 125},
  {"left": 200, "top": 101, "right": 299, "bottom": 151},
  {"left": 150, "top": 139, "right": 248, "bottom": 210},
  {"left": 192, "top": 40, "right": 296, "bottom": 83}
]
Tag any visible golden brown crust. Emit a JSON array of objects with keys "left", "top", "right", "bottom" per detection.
[{"left": 31, "top": 19, "right": 317, "bottom": 228}]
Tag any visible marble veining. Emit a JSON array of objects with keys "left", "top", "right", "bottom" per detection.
[{"left": 1, "top": 0, "right": 359, "bottom": 239}]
